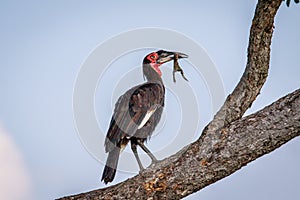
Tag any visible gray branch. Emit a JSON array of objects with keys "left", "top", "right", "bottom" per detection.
[
  {"left": 59, "top": 89, "right": 300, "bottom": 200},
  {"left": 58, "top": 0, "right": 299, "bottom": 199}
]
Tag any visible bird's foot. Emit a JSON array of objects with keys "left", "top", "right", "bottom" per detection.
[
  {"left": 138, "top": 167, "right": 145, "bottom": 174},
  {"left": 150, "top": 159, "right": 160, "bottom": 167}
]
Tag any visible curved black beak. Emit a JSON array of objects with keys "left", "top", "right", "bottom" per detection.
[{"left": 157, "top": 50, "right": 188, "bottom": 64}]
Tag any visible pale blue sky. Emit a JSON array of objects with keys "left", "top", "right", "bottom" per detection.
[{"left": 0, "top": 1, "right": 299, "bottom": 200}]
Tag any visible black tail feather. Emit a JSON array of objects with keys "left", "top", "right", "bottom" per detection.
[{"left": 101, "top": 147, "right": 120, "bottom": 184}]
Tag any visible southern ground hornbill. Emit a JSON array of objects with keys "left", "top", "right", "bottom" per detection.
[{"left": 101, "top": 50, "right": 188, "bottom": 184}]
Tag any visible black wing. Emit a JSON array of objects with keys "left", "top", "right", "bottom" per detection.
[{"left": 104, "top": 82, "right": 164, "bottom": 152}]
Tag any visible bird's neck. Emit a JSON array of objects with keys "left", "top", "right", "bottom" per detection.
[{"left": 143, "top": 64, "right": 163, "bottom": 83}]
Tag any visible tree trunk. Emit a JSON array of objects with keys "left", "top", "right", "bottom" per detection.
[
  {"left": 58, "top": 0, "right": 299, "bottom": 199},
  {"left": 58, "top": 89, "right": 300, "bottom": 200}
]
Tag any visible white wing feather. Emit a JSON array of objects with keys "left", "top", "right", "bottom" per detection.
[{"left": 137, "top": 105, "right": 158, "bottom": 129}]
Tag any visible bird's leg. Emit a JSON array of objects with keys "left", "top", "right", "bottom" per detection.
[
  {"left": 136, "top": 140, "right": 158, "bottom": 164},
  {"left": 131, "top": 142, "right": 144, "bottom": 171}
]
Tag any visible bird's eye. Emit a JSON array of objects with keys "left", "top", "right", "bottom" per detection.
[{"left": 146, "top": 53, "right": 158, "bottom": 62}]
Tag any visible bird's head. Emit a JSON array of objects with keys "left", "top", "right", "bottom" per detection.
[{"left": 143, "top": 50, "right": 188, "bottom": 80}]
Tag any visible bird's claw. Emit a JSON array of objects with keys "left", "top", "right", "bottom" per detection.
[
  {"left": 139, "top": 167, "right": 146, "bottom": 173},
  {"left": 150, "top": 159, "right": 159, "bottom": 167}
]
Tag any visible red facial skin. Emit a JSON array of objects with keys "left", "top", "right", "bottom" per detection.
[{"left": 147, "top": 52, "right": 162, "bottom": 76}]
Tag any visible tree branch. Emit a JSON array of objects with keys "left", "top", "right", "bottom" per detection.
[
  {"left": 58, "top": 0, "right": 297, "bottom": 199},
  {"left": 206, "top": 0, "right": 282, "bottom": 134},
  {"left": 59, "top": 88, "right": 300, "bottom": 200}
]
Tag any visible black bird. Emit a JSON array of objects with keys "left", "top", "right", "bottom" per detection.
[{"left": 101, "top": 50, "right": 188, "bottom": 184}]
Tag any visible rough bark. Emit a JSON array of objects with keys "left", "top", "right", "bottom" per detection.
[
  {"left": 59, "top": 89, "right": 300, "bottom": 200},
  {"left": 58, "top": 0, "right": 298, "bottom": 199},
  {"left": 205, "top": 0, "right": 281, "bottom": 134}
]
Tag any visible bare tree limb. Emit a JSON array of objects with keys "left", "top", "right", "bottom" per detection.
[
  {"left": 57, "top": 0, "right": 298, "bottom": 199},
  {"left": 206, "top": 0, "right": 282, "bottom": 133},
  {"left": 59, "top": 88, "right": 300, "bottom": 200}
]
